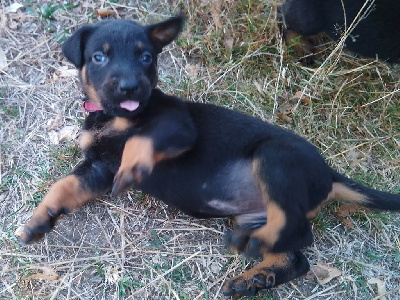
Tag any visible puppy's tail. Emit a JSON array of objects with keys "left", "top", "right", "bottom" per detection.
[{"left": 331, "top": 171, "right": 400, "bottom": 211}]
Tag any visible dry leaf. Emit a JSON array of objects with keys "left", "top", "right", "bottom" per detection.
[
  {"left": 95, "top": 8, "right": 115, "bottom": 17},
  {"left": 185, "top": 64, "right": 200, "bottom": 79},
  {"left": 54, "top": 66, "right": 78, "bottom": 79},
  {"left": 14, "top": 225, "right": 25, "bottom": 238},
  {"left": 48, "top": 125, "right": 78, "bottom": 144},
  {"left": 48, "top": 111, "right": 64, "bottom": 129},
  {"left": 105, "top": 266, "right": 120, "bottom": 284},
  {"left": 5, "top": 3, "right": 24, "bottom": 14},
  {"left": 306, "top": 266, "right": 328, "bottom": 279},
  {"left": 276, "top": 113, "right": 293, "bottom": 124},
  {"left": 210, "top": 262, "right": 220, "bottom": 274},
  {"left": 309, "top": 263, "right": 341, "bottom": 285},
  {"left": 291, "top": 91, "right": 311, "bottom": 105},
  {"left": 224, "top": 38, "right": 234, "bottom": 53},
  {"left": 58, "top": 126, "right": 79, "bottom": 143},
  {"left": 368, "top": 278, "right": 387, "bottom": 300},
  {"left": 23, "top": 266, "right": 60, "bottom": 281},
  {"left": 341, "top": 218, "right": 355, "bottom": 228},
  {"left": 253, "top": 81, "right": 264, "bottom": 95},
  {"left": 210, "top": 0, "right": 222, "bottom": 30},
  {"left": 48, "top": 130, "right": 59, "bottom": 145},
  {"left": 0, "top": 47, "right": 8, "bottom": 70},
  {"left": 337, "top": 204, "right": 360, "bottom": 217}
]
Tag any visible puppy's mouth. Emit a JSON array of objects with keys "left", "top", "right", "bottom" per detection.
[{"left": 120, "top": 100, "right": 140, "bottom": 112}]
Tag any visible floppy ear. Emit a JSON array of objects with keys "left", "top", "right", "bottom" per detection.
[
  {"left": 147, "top": 15, "right": 184, "bottom": 52},
  {"left": 62, "top": 25, "right": 96, "bottom": 69}
]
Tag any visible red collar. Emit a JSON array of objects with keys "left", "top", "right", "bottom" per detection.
[{"left": 82, "top": 100, "right": 103, "bottom": 112}]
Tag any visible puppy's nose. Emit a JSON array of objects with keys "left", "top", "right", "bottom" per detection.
[{"left": 118, "top": 79, "right": 139, "bottom": 94}]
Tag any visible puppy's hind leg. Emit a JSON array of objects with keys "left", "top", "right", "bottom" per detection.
[
  {"left": 246, "top": 142, "right": 317, "bottom": 256},
  {"left": 222, "top": 250, "right": 310, "bottom": 296}
]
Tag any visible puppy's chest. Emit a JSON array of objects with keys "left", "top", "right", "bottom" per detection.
[{"left": 79, "top": 115, "right": 138, "bottom": 157}]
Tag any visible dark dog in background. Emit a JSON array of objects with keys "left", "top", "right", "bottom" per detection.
[
  {"left": 280, "top": 0, "right": 400, "bottom": 63},
  {"left": 20, "top": 16, "right": 400, "bottom": 297}
]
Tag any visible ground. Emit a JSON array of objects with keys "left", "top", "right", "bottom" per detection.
[{"left": 0, "top": 0, "right": 399, "bottom": 299}]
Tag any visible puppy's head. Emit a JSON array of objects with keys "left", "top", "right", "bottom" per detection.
[{"left": 62, "top": 16, "right": 184, "bottom": 117}]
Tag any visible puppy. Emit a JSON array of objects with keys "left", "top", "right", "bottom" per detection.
[
  {"left": 20, "top": 16, "right": 400, "bottom": 297},
  {"left": 280, "top": 0, "right": 400, "bottom": 63}
]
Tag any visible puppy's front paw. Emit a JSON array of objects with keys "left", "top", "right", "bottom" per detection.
[
  {"left": 19, "top": 207, "right": 69, "bottom": 244},
  {"left": 113, "top": 136, "right": 155, "bottom": 195},
  {"left": 112, "top": 163, "right": 152, "bottom": 195}
]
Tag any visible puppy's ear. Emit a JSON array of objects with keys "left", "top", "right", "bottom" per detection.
[
  {"left": 62, "top": 25, "right": 96, "bottom": 69},
  {"left": 147, "top": 15, "right": 184, "bottom": 52}
]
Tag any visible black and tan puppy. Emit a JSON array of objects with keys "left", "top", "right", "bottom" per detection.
[
  {"left": 280, "top": 0, "right": 400, "bottom": 63},
  {"left": 20, "top": 16, "right": 400, "bottom": 297}
]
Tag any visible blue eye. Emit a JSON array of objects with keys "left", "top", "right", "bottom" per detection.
[
  {"left": 92, "top": 52, "right": 107, "bottom": 64},
  {"left": 141, "top": 52, "right": 152, "bottom": 63}
]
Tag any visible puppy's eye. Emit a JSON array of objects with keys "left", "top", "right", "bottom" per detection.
[
  {"left": 92, "top": 52, "right": 107, "bottom": 64},
  {"left": 141, "top": 52, "right": 152, "bottom": 64}
]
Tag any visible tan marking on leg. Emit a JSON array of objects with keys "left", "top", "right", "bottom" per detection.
[
  {"left": 306, "top": 195, "right": 331, "bottom": 220},
  {"left": 120, "top": 137, "right": 155, "bottom": 174},
  {"left": 79, "top": 130, "right": 94, "bottom": 150},
  {"left": 307, "top": 182, "right": 370, "bottom": 220},
  {"left": 112, "top": 117, "right": 132, "bottom": 131},
  {"left": 21, "top": 175, "right": 97, "bottom": 243},
  {"left": 306, "top": 204, "right": 321, "bottom": 220},
  {"left": 222, "top": 252, "right": 290, "bottom": 294},
  {"left": 250, "top": 158, "right": 286, "bottom": 249},
  {"left": 251, "top": 202, "right": 287, "bottom": 248},
  {"left": 113, "top": 137, "right": 155, "bottom": 191},
  {"left": 330, "top": 182, "right": 369, "bottom": 205},
  {"left": 113, "top": 137, "right": 193, "bottom": 194}
]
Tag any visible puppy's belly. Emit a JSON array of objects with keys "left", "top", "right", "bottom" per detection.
[
  {"left": 203, "top": 159, "right": 265, "bottom": 215},
  {"left": 141, "top": 159, "right": 266, "bottom": 218}
]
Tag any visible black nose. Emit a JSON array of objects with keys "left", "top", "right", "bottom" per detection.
[{"left": 118, "top": 79, "right": 139, "bottom": 94}]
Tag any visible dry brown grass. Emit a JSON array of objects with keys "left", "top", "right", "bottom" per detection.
[{"left": 1, "top": 0, "right": 399, "bottom": 299}]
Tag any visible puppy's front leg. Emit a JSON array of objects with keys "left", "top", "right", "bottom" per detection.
[
  {"left": 112, "top": 135, "right": 191, "bottom": 194},
  {"left": 20, "top": 160, "right": 114, "bottom": 243},
  {"left": 112, "top": 109, "right": 197, "bottom": 194}
]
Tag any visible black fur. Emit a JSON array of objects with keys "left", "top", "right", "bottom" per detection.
[{"left": 280, "top": 0, "right": 400, "bottom": 62}]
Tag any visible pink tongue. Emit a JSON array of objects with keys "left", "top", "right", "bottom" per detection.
[{"left": 120, "top": 100, "right": 140, "bottom": 111}]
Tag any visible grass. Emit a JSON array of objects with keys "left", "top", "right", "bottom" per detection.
[{"left": 0, "top": 0, "right": 399, "bottom": 299}]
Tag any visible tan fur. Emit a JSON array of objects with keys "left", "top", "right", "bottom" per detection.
[
  {"left": 81, "top": 65, "right": 102, "bottom": 108},
  {"left": 330, "top": 182, "right": 369, "bottom": 204},
  {"left": 251, "top": 202, "right": 287, "bottom": 248},
  {"left": 116, "top": 137, "right": 155, "bottom": 185},
  {"left": 102, "top": 43, "right": 110, "bottom": 53},
  {"left": 222, "top": 252, "right": 289, "bottom": 294},
  {"left": 79, "top": 130, "right": 94, "bottom": 150},
  {"left": 307, "top": 182, "right": 370, "bottom": 219},
  {"left": 250, "top": 158, "right": 287, "bottom": 248},
  {"left": 112, "top": 117, "right": 132, "bottom": 131},
  {"left": 20, "top": 175, "right": 95, "bottom": 242}
]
